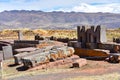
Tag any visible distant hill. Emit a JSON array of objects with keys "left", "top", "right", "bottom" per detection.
[{"left": 0, "top": 10, "right": 120, "bottom": 30}]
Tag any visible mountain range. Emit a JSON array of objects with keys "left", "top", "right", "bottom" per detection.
[{"left": 0, "top": 10, "right": 120, "bottom": 30}]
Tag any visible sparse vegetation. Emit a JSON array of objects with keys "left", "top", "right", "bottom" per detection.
[
  {"left": 0, "top": 28, "right": 120, "bottom": 41},
  {"left": 107, "top": 29, "right": 120, "bottom": 41}
]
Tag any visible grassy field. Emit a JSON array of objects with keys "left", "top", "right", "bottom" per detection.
[{"left": 0, "top": 28, "right": 120, "bottom": 41}]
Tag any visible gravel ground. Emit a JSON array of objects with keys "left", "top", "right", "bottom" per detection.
[{"left": 6, "top": 60, "right": 120, "bottom": 80}]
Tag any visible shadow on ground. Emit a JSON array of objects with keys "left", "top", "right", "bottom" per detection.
[
  {"left": 8, "top": 64, "right": 19, "bottom": 67},
  {"left": 16, "top": 66, "right": 29, "bottom": 71}
]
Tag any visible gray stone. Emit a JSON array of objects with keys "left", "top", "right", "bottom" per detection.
[
  {"left": 14, "top": 40, "right": 40, "bottom": 44},
  {"left": 18, "top": 30, "right": 23, "bottom": 40},
  {"left": 20, "top": 46, "right": 75, "bottom": 68},
  {"left": 0, "top": 51, "right": 3, "bottom": 61},
  {"left": 2, "top": 45, "right": 13, "bottom": 60},
  {"left": 14, "top": 48, "right": 46, "bottom": 64},
  {"left": 77, "top": 25, "right": 107, "bottom": 43},
  {"left": 113, "top": 38, "right": 120, "bottom": 43},
  {"left": 21, "top": 51, "right": 50, "bottom": 67}
]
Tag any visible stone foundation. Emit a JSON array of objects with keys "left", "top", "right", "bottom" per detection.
[{"left": 74, "top": 48, "right": 110, "bottom": 58}]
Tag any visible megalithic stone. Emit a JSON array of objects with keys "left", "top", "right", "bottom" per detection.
[
  {"left": 20, "top": 46, "right": 75, "bottom": 68},
  {"left": 77, "top": 26, "right": 81, "bottom": 42},
  {"left": 0, "top": 51, "right": 3, "bottom": 61},
  {"left": 18, "top": 30, "right": 23, "bottom": 40},
  {"left": 21, "top": 51, "right": 50, "bottom": 67},
  {"left": 2, "top": 45, "right": 13, "bottom": 60}
]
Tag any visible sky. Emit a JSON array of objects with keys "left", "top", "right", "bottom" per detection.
[{"left": 0, "top": 0, "right": 120, "bottom": 13}]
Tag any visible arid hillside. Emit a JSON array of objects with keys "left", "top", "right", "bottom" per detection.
[{"left": 0, "top": 10, "right": 120, "bottom": 29}]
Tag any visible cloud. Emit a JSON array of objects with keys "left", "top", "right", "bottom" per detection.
[
  {"left": 0, "top": 0, "right": 120, "bottom": 13},
  {"left": 55, "top": 3, "right": 120, "bottom": 13}
]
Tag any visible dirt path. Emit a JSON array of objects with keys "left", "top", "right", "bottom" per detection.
[{"left": 7, "top": 60, "right": 120, "bottom": 80}]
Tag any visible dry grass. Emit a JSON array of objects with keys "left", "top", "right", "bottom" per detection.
[
  {"left": 107, "top": 29, "right": 120, "bottom": 41},
  {"left": 0, "top": 28, "right": 120, "bottom": 41}
]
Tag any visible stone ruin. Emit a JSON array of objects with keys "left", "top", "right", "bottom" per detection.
[
  {"left": 12, "top": 30, "right": 88, "bottom": 69},
  {"left": 17, "top": 30, "right": 23, "bottom": 40},
  {"left": 77, "top": 25, "right": 107, "bottom": 43},
  {"left": 68, "top": 25, "right": 120, "bottom": 62},
  {"left": 76, "top": 25, "right": 107, "bottom": 48},
  {"left": 35, "top": 34, "right": 77, "bottom": 43},
  {"left": 0, "top": 41, "right": 13, "bottom": 61},
  {"left": 113, "top": 38, "right": 120, "bottom": 43},
  {"left": 69, "top": 25, "right": 107, "bottom": 49},
  {"left": 19, "top": 46, "right": 74, "bottom": 67}
]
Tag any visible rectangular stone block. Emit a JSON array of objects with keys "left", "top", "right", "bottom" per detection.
[
  {"left": 14, "top": 40, "right": 41, "bottom": 44},
  {"left": 74, "top": 42, "right": 81, "bottom": 48},
  {"left": 86, "top": 43, "right": 98, "bottom": 49},
  {"left": 14, "top": 48, "right": 45, "bottom": 64},
  {"left": 75, "top": 48, "right": 110, "bottom": 57},
  {"left": 2, "top": 45, "right": 13, "bottom": 60},
  {"left": 72, "top": 59, "right": 87, "bottom": 68},
  {"left": 0, "top": 51, "right": 3, "bottom": 61},
  {"left": 22, "top": 51, "right": 50, "bottom": 67}
]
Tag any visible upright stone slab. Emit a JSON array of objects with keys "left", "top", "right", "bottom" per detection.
[
  {"left": 2, "top": 45, "right": 13, "bottom": 60},
  {"left": 96, "top": 25, "right": 107, "bottom": 43},
  {"left": 0, "top": 51, "right": 3, "bottom": 61},
  {"left": 77, "top": 26, "right": 81, "bottom": 42},
  {"left": 18, "top": 30, "right": 23, "bottom": 40}
]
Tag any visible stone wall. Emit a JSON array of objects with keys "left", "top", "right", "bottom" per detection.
[{"left": 77, "top": 25, "right": 107, "bottom": 43}]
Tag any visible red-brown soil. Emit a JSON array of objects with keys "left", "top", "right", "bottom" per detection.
[{"left": 6, "top": 60, "right": 120, "bottom": 80}]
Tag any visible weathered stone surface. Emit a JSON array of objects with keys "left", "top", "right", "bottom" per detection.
[
  {"left": 113, "top": 38, "right": 120, "bottom": 43},
  {"left": 14, "top": 46, "right": 54, "bottom": 64},
  {"left": 0, "top": 51, "right": 3, "bottom": 61},
  {"left": 75, "top": 48, "right": 110, "bottom": 58},
  {"left": 29, "top": 55, "right": 80, "bottom": 70},
  {"left": 49, "top": 46, "right": 74, "bottom": 60},
  {"left": 14, "top": 48, "right": 48, "bottom": 64},
  {"left": 86, "top": 43, "right": 98, "bottom": 49},
  {"left": 21, "top": 46, "right": 75, "bottom": 68},
  {"left": 105, "top": 53, "right": 120, "bottom": 63},
  {"left": 69, "top": 55, "right": 80, "bottom": 60},
  {"left": 77, "top": 25, "right": 107, "bottom": 43},
  {"left": 13, "top": 40, "right": 42, "bottom": 49},
  {"left": 14, "top": 47, "right": 38, "bottom": 53},
  {"left": 14, "top": 40, "right": 41, "bottom": 44},
  {"left": 98, "top": 43, "right": 120, "bottom": 53},
  {"left": 72, "top": 58, "right": 87, "bottom": 68},
  {"left": 22, "top": 51, "right": 50, "bottom": 67},
  {"left": 2, "top": 45, "right": 13, "bottom": 60},
  {"left": 17, "top": 30, "right": 23, "bottom": 40},
  {"left": 13, "top": 43, "right": 36, "bottom": 49},
  {"left": 14, "top": 52, "right": 29, "bottom": 64}
]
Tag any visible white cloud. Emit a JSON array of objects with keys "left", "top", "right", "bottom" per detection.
[
  {"left": 0, "top": 0, "right": 120, "bottom": 13},
  {"left": 55, "top": 3, "right": 120, "bottom": 13}
]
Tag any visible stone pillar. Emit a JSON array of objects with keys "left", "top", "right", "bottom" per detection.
[
  {"left": 77, "top": 26, "right": 81, "bottom": 42},
  {"left": 100, "top": 25, "right": 107, "bottom": 43},
  {"left": 2, "top": 45, "right": 13, "bottom": 60},
  {"left": 35, "top": 34, "right": 40, "bottom": 40},
  {"left": 18, "top": 30, "right": 23, "bottom": 40}
]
